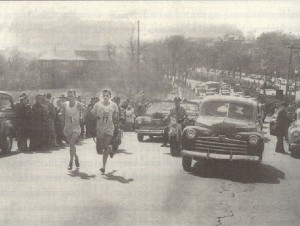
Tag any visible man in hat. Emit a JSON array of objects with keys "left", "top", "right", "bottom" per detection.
[
  {"left": 29, "top": 94, "right": 47, "bottom": 152},
  {"left": 161, "top": 97, "right": 188, "bottom": 147},
  {"left": 14, "top": 93, "right": 32, "bottom": 152},
  {"left": 45, "top": 93, "right": 58, "bottom": 148},
  {"left": 85, "top": 97, "right": 99, "bottom": 138},
  {"left": 275, "top": 102, "right": 289, "bottom": 154}
]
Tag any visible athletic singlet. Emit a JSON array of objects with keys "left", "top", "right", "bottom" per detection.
[
  {"left": 92, "top": 101, "right": 119, "bottom": 136},
  {"left": 63, "top": 101, "right": 81, "bottom": 136}
]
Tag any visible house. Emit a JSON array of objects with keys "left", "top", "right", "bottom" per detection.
[{"left": 38, "top": 49, "right": 111, "bottom": 88}]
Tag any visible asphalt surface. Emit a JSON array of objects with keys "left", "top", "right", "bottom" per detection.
[{"left": 1, "top": 120, "right": 300, "bottom": 226}]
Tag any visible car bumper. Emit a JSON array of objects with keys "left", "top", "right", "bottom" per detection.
[
  {"left": 289, "top": 143, "right": 300, "bottom": 150},
  {"left": 135, "top": 129, "right": 164, "bottom": 135},
  {"left": 181, "top": 150, "right": 260, "bottom": 161}
]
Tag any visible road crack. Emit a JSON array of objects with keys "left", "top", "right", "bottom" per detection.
[{"left": 216, "top": 210, "right": 234, "bottom": 226}]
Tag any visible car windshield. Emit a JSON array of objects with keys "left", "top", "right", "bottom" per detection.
[
  {"left": 182, "top": 103, "right": 199, "bottom": 114},
  {"left": 146, "top": 102, "right": 173, "bottom": 115},
  {"left": 200, "top": 101, "right": 254, "bottom": 121},
  {"left": 0, "top": 96, "right": 12, "bottom": 111}
]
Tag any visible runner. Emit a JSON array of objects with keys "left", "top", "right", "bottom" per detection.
[
  {"left": 62, "top": 90, "right": 86, "bottom": 170},
  {"left": 91, "top": 90, "right": 119, "bottom": 174}
]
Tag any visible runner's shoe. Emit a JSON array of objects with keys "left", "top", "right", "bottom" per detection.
[{"left": 100, "top": 168, "right": 105, "bottom": 174}]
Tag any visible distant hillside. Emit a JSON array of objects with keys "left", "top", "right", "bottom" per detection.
[{"left": 7, "top": 11, "right": 243, "bottom": 55}]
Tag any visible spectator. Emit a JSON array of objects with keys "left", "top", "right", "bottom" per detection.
[
  {"left": 45, "top": 93, "right": 58, "bottom": 148},
  {"left": 29, "top": 94, "right": 47, "bottom": 152},
  {"left": 275, "top": 102, "right": 289, "bottom": 154},
  {"left": 14, "top": 93, "right": 32, "bottom": 152}
]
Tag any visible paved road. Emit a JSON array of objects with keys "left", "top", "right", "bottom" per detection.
[{"left": 1, "top": 121, "right": 300, "bottom": 226}]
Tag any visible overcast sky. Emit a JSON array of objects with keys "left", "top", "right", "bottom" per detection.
[{"left": 0, "top": 1, "right": 299, "bottom": 50}]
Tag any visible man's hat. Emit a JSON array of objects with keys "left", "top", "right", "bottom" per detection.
[
  {"left": 19, "top": 92, "right": 28, "bottom": 101},
  {"left": 174, "top": 97, "right": 181, "bottom": 102}
]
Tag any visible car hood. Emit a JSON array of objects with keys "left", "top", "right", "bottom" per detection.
[{"left": 195, "top": 116, "right": 256, "bottom": 133}]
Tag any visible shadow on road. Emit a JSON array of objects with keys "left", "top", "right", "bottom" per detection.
[
  {"left": 68, "top": 168, "right": 96, "bottom": 180},
  {"left": 190, "top": 160, "right": 285, "bottom": 184},
  {"left": 114, "top": 149, "right": 132, "bottom": 155},
  {"left": 143, "top": 137, "right": 164, "bottom": 143},
  {"left": 0, "top": 151, "right": 21, "bottom": 158},
  {"left": 103, "top": 170, "right": 134, "bottom": 184},
  {"left": 164, "top": 153, "right": 181, "bottom": 158}
]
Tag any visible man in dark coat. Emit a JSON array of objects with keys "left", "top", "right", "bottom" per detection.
[
  {"left": 29, "top": 94, "right": 47, "bottom": 152},
  {"left": 14, "top": 93, "right": 32, "bottom": 152},
  {"left": 275, "top": 102, "right": 289, "bottom": 153},
  {"left": 45, "top": 93, "right": 57, "bottom": 148}
]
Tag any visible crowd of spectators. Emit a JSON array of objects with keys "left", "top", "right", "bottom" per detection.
[{"left": 13, "top": 92, "right": 143, "bottom": 153}]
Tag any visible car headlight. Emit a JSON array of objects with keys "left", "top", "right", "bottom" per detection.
[
  {"left": 292, "top": 130, "right": 300, "bottom": 137},
  {"left": 186, "top": 129, "right": 197, "bottom": 139},
  {"left": 249, "top": 135, "right": 259, "bottom": 145}
]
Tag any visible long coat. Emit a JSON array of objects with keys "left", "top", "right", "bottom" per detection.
[{"left": 275, "top": 107, "right": 289, "bottom": 136}]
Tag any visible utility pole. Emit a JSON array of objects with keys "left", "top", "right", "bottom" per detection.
[
  {"left": 286, "top": 43, "right": 300, "bottom": 95},
  {"left": 137, "top": 20, "right": 140, "bottom": 75}
]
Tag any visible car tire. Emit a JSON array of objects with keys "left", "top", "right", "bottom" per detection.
[
  {"left": 0, "top": 135, "right": 13, "bottom": 154},
  {"left": 137, "top": 134, "right": 144, "bottom": 142},
  {"left": 289, "top": 145, "right": 296, "bottom": 158},
  {"left": 182, "top": 155, "right": 192, "bottom": 172}
]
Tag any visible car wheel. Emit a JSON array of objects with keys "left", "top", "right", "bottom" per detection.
[
  {"left": 137, "top": 134, "right": 144, "bottom": 142},
  {"left": 289, "top": 145, "right": 296, "bottom": 158},
  {"left": 0, "top": 135, "right": 13, "bottom": 154},
  {"left": 182, "top": 155, "right": 192, "bottom": 172}
]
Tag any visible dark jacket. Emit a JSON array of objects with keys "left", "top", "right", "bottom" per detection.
[
  {"left": 275, "top": 107, "right": 289, "bottom": 135},
  {"left": 31, "top": 102, "right": 47, "bottom": 133},
  {"left": 14, "top": 102, "right": 32, "bottom": 133}
]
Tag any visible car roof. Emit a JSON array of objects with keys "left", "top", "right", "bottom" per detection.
[
  {"left": 202, "top": 95, "right": 257, "bottom": 106},
  {"left": 151, "top": 99, "right": 198, "bottom": 105},
  {"left": 0, "top": 91, "right": 12, "bottom": 96},
  {"left": 206, "top": 81, "right": 219, "bottom": 84}
]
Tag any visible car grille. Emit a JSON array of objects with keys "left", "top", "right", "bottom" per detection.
[{"left": 195, "top": 136, "right": 248, "bottom": 155}]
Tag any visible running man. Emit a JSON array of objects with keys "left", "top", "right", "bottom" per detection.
[
  {"left": 62, "top": 90, "right": 86, "bottom": 170},
  {"left": 91, "top": 90, "right": 119, "bottom": 174}
]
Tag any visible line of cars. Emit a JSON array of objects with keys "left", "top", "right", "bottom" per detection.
[{"left": 134, "top": 94, "right": 265, "bottom": 173}]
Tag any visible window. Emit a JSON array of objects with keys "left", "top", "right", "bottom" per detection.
[{"left": 0, "top": 97, "right": 12, "bottom": 111}]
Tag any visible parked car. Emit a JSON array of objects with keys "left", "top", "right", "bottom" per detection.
[
  {"left": 181, "top": 95, "right": 264, "bottom": 172},
  {"left": 0, "top": 92, "right": 15, "bottom": 154},
  {"left": 288, "top": 109, "right": 300, "bottom": 157},
  {"left": 221, "top": 89, "right": 230, "bottom": 95},
  {"left": 135, "top": 99, "right": 199, "bottom": 142}
]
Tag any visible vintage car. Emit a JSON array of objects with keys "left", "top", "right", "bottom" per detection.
[
  {"left": 221, "top": 89, "right": 230, "bottom": 96},
  {"left": 181, "top": 95, "right": 264, "bottom": 172},
  {"left": 135, "top": 99, "right": 199, "bottom": 142},
  {"left": 288, "top": 109, "right": 300, "bottom": 157},
  {"left": 0, "top": 92, "right": 15, "bottom": 154},
  {"left": 206, "top": 88, "right": 218, "bottom": 96}
]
